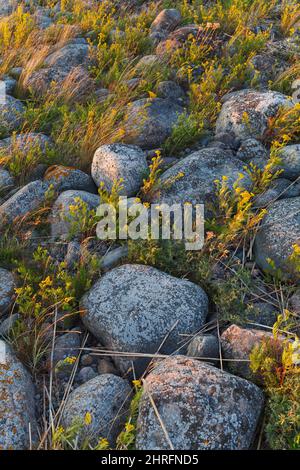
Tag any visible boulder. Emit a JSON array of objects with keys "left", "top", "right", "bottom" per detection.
[
  {"left": 91, "top": 144, "right": 147, "bottom": 196},
  {"left": 81, "top": 264, "right": 208, "bottom": 376},
  {"left": 0, "top": 96, "right": 25, "bottom": 136},
  {"left": 277, "top": 144, "right": 300, "bottom": 180},
  {"left": 62, "top": 374, "right": 131, "bottom": 446},
  {"left": 215, "top": 89, "right": 292, "bottom": 141},
  {"left": 0, "top": 180, "right": 50, "bottom": 225},
  {"left": 44, "top": 165, "right": 97, "bottom": 193},
  {"left": 136, "top": 356, "right": 264, "bottom": 450},
  {"left": 0, "top": 341, "right": 37, "bottom": 449},
  {"left": 153, "top": 147, "right": 251, "bottom": 210},
  {"left": 0, "top": 132, "right": 53, "bottom": 152},
  {"left": 221, "top": 324, "right": 274, "bottom": 381},
  {"left": 253, "top": 178, "right": 300, "bottom": 208},
  {"left": 150, "top": 9, "right": 181, "bottom": 42},
  {"left": 254, "top": 197, "right": 300, "bottom": 277},
  {"left": 0, "top": 313, "right": 19, "bottom": 337},
  {"left": 0, "top": 268, "right": 15, "bottom": 316},
  {"left": 236, "top": 138, "right": 269, "bottom": 166},
  {"left": 50, "top": 190, "right": 99, "bottom": 240},
  {"left": 124, "top": 98, "right": 184, "bottom": 149},
  {"left": 0, "top": 168, "right": 15, "bottom": 193}
]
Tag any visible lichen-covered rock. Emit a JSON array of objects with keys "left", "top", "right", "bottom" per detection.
[
  {"left": 0, "top": 268, "right": 15, "bottom": 317},
  {"left": 236, "top": 138, "right": 268, "bottom": 166},
  {"left": 254, "top": 197, "right": 300, "bottom": 277},
  {"left": 62, "top": 374, "right": 131, "bottom": 446},
  {"left": 0, "top": 341, "right": 37, "bottom": 449},
  {"left": 153, "top": 148, "right": 251, "bottom": 210},
  {"left": 0, "top": 180, "right": 50, "bottom": 225},
  {"left": 277, "top": 144, "right": 300, "bottom": 180},
  {"left": 215, "top": 89, "right": 292, "bottom": 141},
  {"left": 50, "top": 190, "right": 99, "bottom": 240},
  {"left": 0, "top": 95, "right": 25, "bottom": 135},
  {"left": 150, "top": 9, "right": 181, "bottom": 42},
  {"left": 23, "top": 40, "right": 91, "bottom": 97},
  {"left": 92, "top": 144, "right": 147, "bottom": 196},
  {"left": 44, "top": 165, "right": 97, "bottom": 193},
  {"left": 221, "top": 324, "right": 274, "bottom": 380},
  {"left": 0, "top": 168, "right": 15, "bottom": 193},
  {"left": 0, "top": 132, "right": 53, "bottom": 152},
  {"left": 124, "top": 98, "right": 184, "bottom": 149},
  {"left": 157, "top": 80, "right": 185, "bottom": 104},
  {"left": 253, "top": 178, "right": 300, "bottom": 208},
  {"left": 136, "top": 356, "right": 264, "bottom": 450},
  {"left": 81, "top": 264, "right": 208, "bottom": 376}
]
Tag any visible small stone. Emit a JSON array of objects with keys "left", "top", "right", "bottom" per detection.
[
  {"left": 77, "top": 366, "right": 97, "bottom": 384},
  {"left": 97, "top": 358, "right": 119, "bottom": 376},
  {"left": 187, "top": 334, "right": 219, "bottom": 364},
  {"left": 81, "top": 354, "right": 94, "bottom": 367}
]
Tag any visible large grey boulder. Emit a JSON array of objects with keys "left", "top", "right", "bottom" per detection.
[
  {"left": 0, "top": 268, "right": 15, "bottom": 316},
  {"left": 44, "top": 42, "right": 89, "bottom": 70},
  {"left": 23, "top": 40, "right": 91, "bottom": 96},
  {"left": 124, "top": 98, "right": 184, "bottom": 149},
  {"left": 254, "top": 197, "right": 300, "bottom": 277},
  {"left": 215, "top": 89, "right": 292, "bottom": 141},
  {"left": 50, "top": 190, "right": 99, "bottom": 239},
  {"left": 136, "top": 356, "right": 264, "bottom": 450},
  {"left": 0, "top": 180, "right": 50, "bottom": 225},
  {"left": 153, "top": 148, "right": 251, "bottom": 210},
  {"left": 277, "top": 144, "right": 300, "bottom": 180},
  {"left": 62, "top": 374, "right": 131, "bottom": 446},
  {"left": 81, "top": 264, "right": 209, "bottom": 376},
  {"left": 92, "top": 144, "right": 148, "bottom": 196},
  {"left": 0, "top": 341, "right": 37, "bottom": 449},
  {"left": 0, "top": 96, "right": 25, "bottom": 136}
]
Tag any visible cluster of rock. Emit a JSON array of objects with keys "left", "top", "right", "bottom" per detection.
[{"left": 0, "top": 4, "right": 300, "bottom": 451}]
